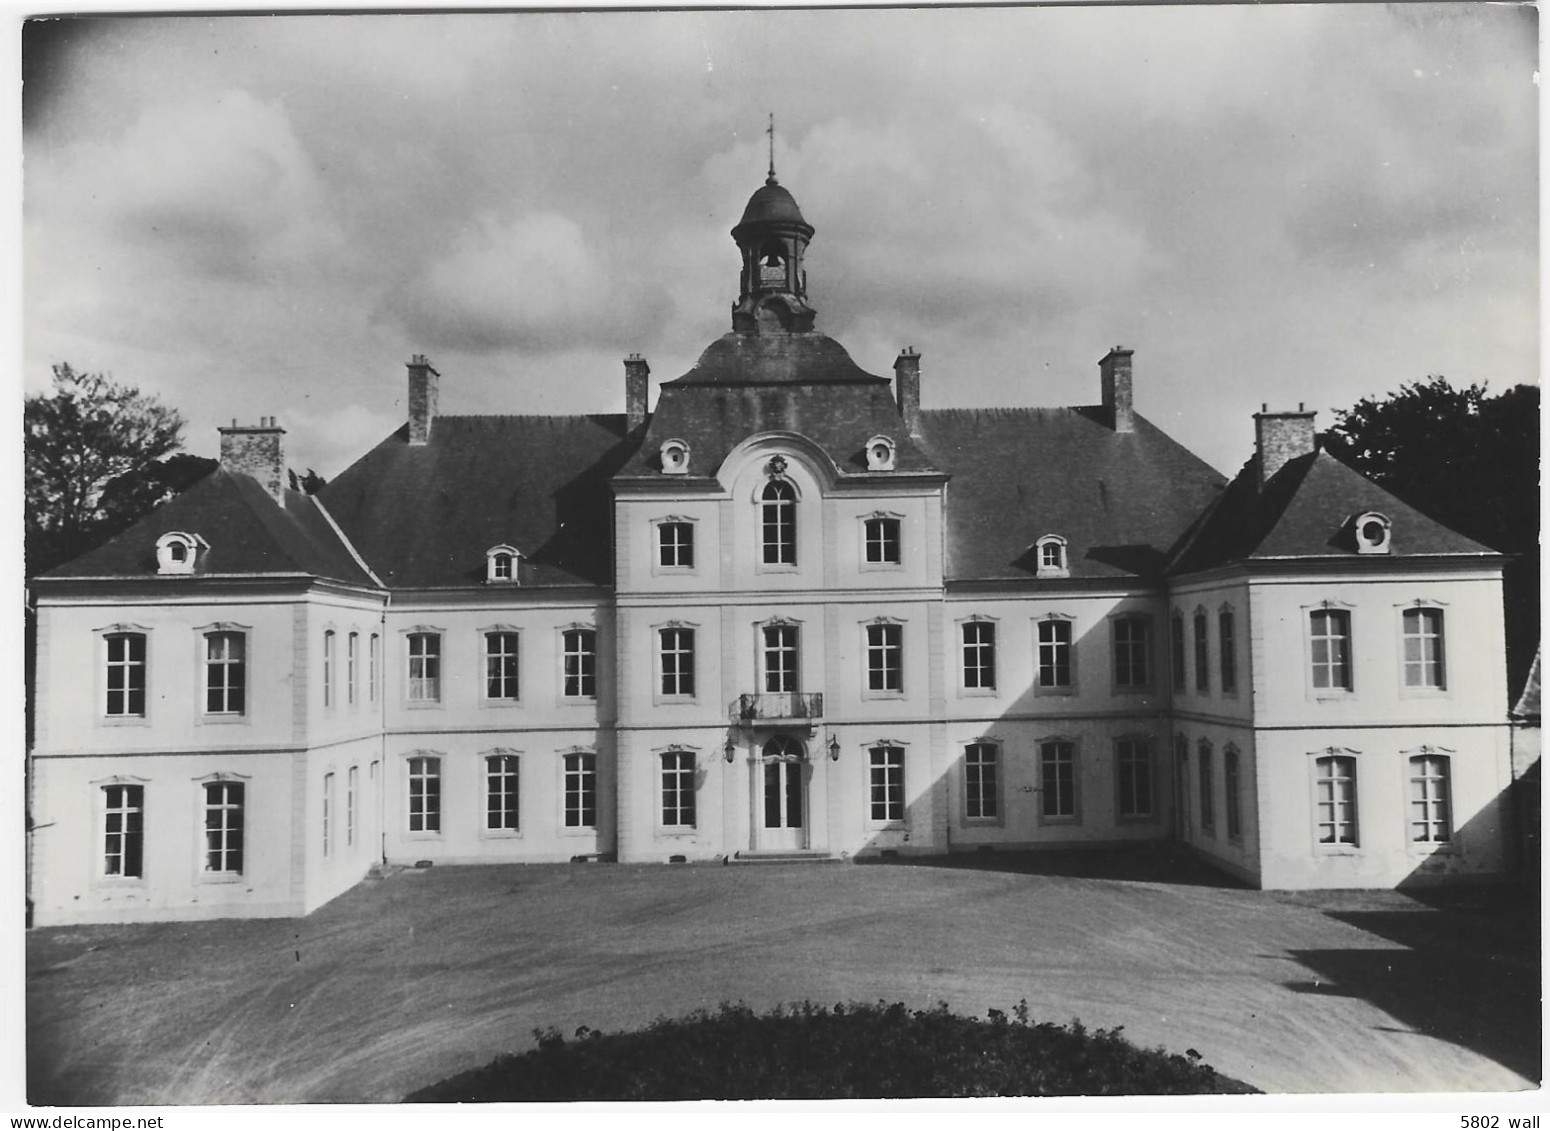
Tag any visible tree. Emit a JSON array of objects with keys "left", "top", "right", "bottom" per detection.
[
  {"left": 25, "top": 363, "right": 197, "bottom": 576},
  {"left": 1323, "top": 376, "right": 1540, "bottom": 698}
]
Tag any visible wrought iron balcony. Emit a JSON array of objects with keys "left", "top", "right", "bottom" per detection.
[{"left": 732, "top": 692, "right": 824, "bottom": 726}]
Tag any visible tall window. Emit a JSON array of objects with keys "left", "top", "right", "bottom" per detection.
[
  {"left": 105, "top": 632, "right": 146, "bottom": 717},
  {"left": 1197, "top": 741, "right": 1214, "bottom": 833},
  {"left": 563, "top": 628, "right": 598, "bottom": 699},
  {"left": 347, "top": 633, "right": 358, "bottom": 706},
  {"left": 1170, "top": 612, "right": 1185, "bottom": 693},
  {"left": 1116, "top": 738, "right": 1153, "bottom": 819},
  {"left": 1112, "top": 617, "right": 1149, "bottom": 689},
  {"left": 964, "top": 742, "right": 999, "bottom": 820},
  {"left": 408, "top": 632, "right": 441, "bottom": 702},
  {"left": 1039, "top": 741, "right": 1077, "bottom": 819},
  {"left": 661, "top": 751, "right": 696, "bottom": 827},
  {"left": 1224, "top": 746, "right": 1242, "bottom": 840},
  {"left": 1193, "top": 610, "right": 1209, "bottom": 693},
  {"left": 486, "top": 753, "right": 520, "bottom": 832},
  {"left": 347, "top": 766, "right": 358, "bottom": 847},
  {"left": 761, "top": 480, "right": 796, "bottom": 565},
  {"left": 485, "top": 632, "right": 520, "bottom": 701},
  {"left": 407, "top": 756, "right": 440, "bottom": 833},
  {"left": 1409, "top": 754, "right": 1451, "bottom": 844},
  {"left": 763, "top": 624, "right": 799, "bottom": 693},
  {"left": 322, "top": 772, "right": 334, "bottom": 857},
  {"left": 659, "top": 627, "right": 696, "bottom": 697},
  {"left": 869, "top": 745, "right": 905, "bottom": 823},
  {"left": 1402, "top": 608, "right": 1446, "bottom": 689},
  {"left": 1037, "top": 619, "right": 1073, "bottom": 689},
  {"left": 659, "top": 521, "right": 694, "bottom": 569},
  {"left": 323, "top": 630, "right": 335, "bottom": 709},
  {"left": 204, "top": 632, "right": 245, "bottom": 715},
  {"left": 102, "top": 784, "right": 143, "bottom": 878},
  {"left": 369, "top": 634, "right": 380, "bottom": 703},
  {"left": 564, "top": 752, "right": 597, "bottom": 828},
  {"left": 203, "top": 781, "right": 244, "bottom": 874},
  {"left": 962, "top": 621, "right": 996, "bottom": 691},
  {"left": 864, "top": 516, "right": 902, "bottom": 565},
  {"left": 1314, "top": 755, "right": 1358, "bottom": 846},
  {"left": 866, "top": 623, "right": 903, "bottom": 692},
  {"left": 1310, "top": 609, "right": 1353, "bottom": 691},
  {"left": 1219, "top": 609, "right": 1237, "bottom": 695}
]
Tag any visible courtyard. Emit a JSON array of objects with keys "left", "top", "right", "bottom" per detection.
[{"left": 26, "top": 851, "right": 1541, "bottom": 1104}]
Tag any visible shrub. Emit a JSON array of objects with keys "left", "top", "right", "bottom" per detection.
[{"left": 406, "top": 999, "right": 1253, "bottom": 1100}]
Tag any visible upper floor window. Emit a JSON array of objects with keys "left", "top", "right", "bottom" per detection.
[
  {"left": 1037, "top": 618, "right": 1074, "bottom": 690},
  {"left": 659, "top": 627, "right": 696, "bottom": 698},
  {"left": 1039, "top": 740, "right": 1078, "bottom": 821},
  {"left": 866, "top": 622, "right": 903, "bottom": 693},
  {"left": 105, "top": 632, "right": 147, "bottom": 717},
  {"left": 1219, "top": 608, "right": 1238, "bottom": 695},
  {"left": 961, "top": 620, "right": 996, "bottom": 692},
  {"left": 202, "top": 780, "right": 245, "bottom": 875},
  {"left": 761, "top": 479, "right": 797, "bottom": 566},
  {"left": 763, "top": 624, "right": 800, "bottom": 693},
  {"left": 658, "top": 521, "right": 694, "bottom": 569},
  {"left": 660, "top": 750, "right": 697, "bottom": 828},
  {"left": 1115, "top": 738, "right": 1153, "bottom": 820},
  {"left": 1314, "top": 753, "right": 1358, "bottom": 847},
  {"left": 1170, "top": 611, "right": 1185, "bottom": 693},
  {"left": 563, "top": 628, "right": 598, "bottom": 699},
  {"left": 1193, "top": 610, "right": 1209, "bottom": 693},
  {"left": 486, "top": 545, "right": 521, "bottom": 583},
  {"left": 323, "top": 630, "right": 336, "bottom": 709},
  {"left": 863, "top": 515, "right": 902, "bottom": 566},
  {"left": 408, "top": 632, "right": 441, "bottom": 702},
  {"left": 1310, "top": 608, "right": 1353, "bottom": 691},
  {"left": 964, "top": 742, "right": 999, "bottom": 821},
  {"left": 1408, "top": 753, "right": 1451, "bottom": 844},
  {"left": 346, "top": 632, "right": 358, "bottom": 707},
  {"left": 368, "top": 634, "right": 380, "bottom": 704},
  {"left": 1035, "top": 535, "right": 1069, "bottom": 578},
  {"left": 407, "top": 755, "right": 441, "bottom": 834},
  {"left": 485, "top": 631, "right": 520, "bottom": 701},
  {"left": 102, "top": 783, "right": 144, "bottom": 878},
  {"left": 1112, "top": 617, "right": 1150, "bottom": 690},
  {"left": 1402, "top": 607, "right": 1446, "bottom": 690},
  {"left": 204, "top": 631, "right": 246, "bottom": 716}
]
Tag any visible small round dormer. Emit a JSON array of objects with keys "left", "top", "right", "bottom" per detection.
[
  {"left": 156, "top": 531, "right": 204, "bottom": 575},
  {"left": 865, "top": 435, "right": 897, "bottom": 472},
  {"left": 660, "top": 439, "right": 691, "bottom": 475},
  {"left": 1353, "top": 511, "right": 1392, "bottom": 554}
]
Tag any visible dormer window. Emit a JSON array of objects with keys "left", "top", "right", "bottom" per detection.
[
  {"left": 156, "top": 531, "right": 204, "bottom": 575},
  {"left": 660, "top": 439, "right": 691, "bottom": 475},
  {"left": 1353, "top": 512, "right": 1392, "bottom": 554},
  {"left": 486, "top": 545, "right": 522, "bottom": 583},
  {"left": 865, "top": 435, "right": 896, "bottom": 472},
  {"left": 1035, "top": 535, "right": 1069, "bottom": 578}
]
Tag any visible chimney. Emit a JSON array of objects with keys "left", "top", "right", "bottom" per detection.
[
  {"left": 407, "top": 354, "right": 439, "bottom": 445},
  {"left": 219, "top": 417, "right": 287, "bottom": 502},
  {"left": 1099, "top": 347, "right": 1134, "bottom": 433},
  {"left": 1254, "top": 403, "right": 1318, "bottom": 489},
  {"left": 624, "top": 353, "right": 650, "bottom": 433},
  {"left": 894, "top": 347, "right": 921, "bottom": 435}
]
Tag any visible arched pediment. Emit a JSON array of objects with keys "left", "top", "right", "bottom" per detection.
[{"left": 715, "top": 431, "right": 841, "bottom": 493}]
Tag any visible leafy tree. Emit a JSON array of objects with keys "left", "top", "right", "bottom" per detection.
[
  {"left": 288, "top": 467, "right": 328, "bottom": 495},
  {"left": 25, "top": 363, "right": 195, "bottom": 576},
  {"left": 1323, "top": 376, "right": 1540, "bottom": 698}
]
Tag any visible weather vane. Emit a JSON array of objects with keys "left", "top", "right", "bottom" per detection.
[{"left": 767, "top": 112, "right": 776, "bottom": 184}]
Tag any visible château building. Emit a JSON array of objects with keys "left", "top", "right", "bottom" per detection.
[{"left": 27, "top": 171, "right": 1513, "bottom": 925}]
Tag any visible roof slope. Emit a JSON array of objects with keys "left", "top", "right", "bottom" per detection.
[
  {"left": 665, "top": 332, "right": 891, "bottom": 388},
  {"left": 41, "top": 468, "right": 375, "bottom": 586},
  {"left": 1170, "top": 449, "right": 1497, "bottom": 574},
  {"left": 321, "top": 415, "right": 635, "bottom": 588},
  {"left": 916, "top": 407, "right": 1227, "bottom": 582}
]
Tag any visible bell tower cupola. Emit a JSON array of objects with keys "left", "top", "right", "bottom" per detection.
[{"left": 730, "top": 116, "right": 816, "bottom": 334}]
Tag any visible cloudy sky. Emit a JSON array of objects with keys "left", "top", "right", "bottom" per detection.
[{"left": 21, "top": 5, "right": 1538, "bottom": 479}]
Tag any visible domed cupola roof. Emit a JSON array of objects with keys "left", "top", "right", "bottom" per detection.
[{"left": 733, "top": 175, "right": 813, "bottom": 237}]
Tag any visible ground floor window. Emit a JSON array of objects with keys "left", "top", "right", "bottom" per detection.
[
  {"left": 1408, "top": 754, "right": 1451, "bottom": 844},
  {"left": 347, "top": 766, "right": 358, "bottom": 847},
  {"left": 1224, "top": 747, "right": 1242, "bottom": 840},
  {"left": 102, "top": 783, "right": 143, "bottom": 878},
  {"left": 1314, "top": 754, "right": 1358, "bottom": 846},
  {"left": 408, "top": 756, "right": 441, "bottom": 834},
  {"left": 1115, "top": 738, "right": 1153, "bottom": 819},
  {"left": 1197, "top": 741, "right": 1214, "bottom": 834},
  {"left": 203, "top": 781, "right": 245, "bottom": 875},
  {"left": 964, "top": 742, "right": 998, "bottom": 820},
  {"left": 661, "top": 751, "right": 696, "bottom": 828},
  {"left": 565, "top": 752, "right": 597, "bottom": 828},
  {"left": 322, "top": 772, "right": 334, "bottom": 857},
  {"left": 486, "top": 753, "right": 520, "bottom": 831},
  {"left": 1039, "top": 741, "right": 1077, "bottom": 820},
  {"left": 869, "top": 746, "right": 904, "bottom": 823}
]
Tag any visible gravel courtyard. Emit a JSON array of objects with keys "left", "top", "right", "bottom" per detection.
[{"left": 27, "top": 852, "right": 1540, "bottom": 1104}]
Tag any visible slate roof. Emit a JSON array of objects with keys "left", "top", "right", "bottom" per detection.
[
  {"left": 1169, "top": 449, "right": 1498, "bottom": 574},
  {"left": 665, "top": 332, "right": 890, "bottom": 388},
  {"left": 40, "top": 468, "right": 375, "bottom": 586},
  {"left": 915, "top": 407, "right": 1228, "bottom": 582},
  {"left": 321, "top": 415, "right": 635, "bottom": 588}
]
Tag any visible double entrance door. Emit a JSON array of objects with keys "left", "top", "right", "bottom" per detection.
[{"left": 760, "top": 734, "right": 806, "bottom": 851}]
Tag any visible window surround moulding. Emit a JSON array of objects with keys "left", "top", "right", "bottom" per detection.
[
  {"left": 1304, "top": 600, "right": 1357, "bottom": 701},
  {"left": 956, "top": 614, "right": 999, "bottom": 699},
  {"left": 1034, "top": 534, "right": 1070, "bottom": 579},
  {"left": 651, "top": 515, "right": 699, "bottom": 576},
  {"left": 92, "top": 774, "right": 152, "bottom": 887},
  {"left": 1035, "top": 734, "right": 1082, "bottom": 827},
  {"left": 1308, "top": 746, "right": 1362, "bottom": 856},
  {"left": 961, "top": 738, "right": 1005, "bottom": 829},
  {"left": 1400, "top": 743, "right": 1458, "bottom": 855},
  {"left": 97, "top": 623, "right": 154, "bottom": 727},
  {"left": 1350, "top": 511, "right": 1393, "bottom": 555},
  {"left": 1033, "top": 612, "right": 1078, "bottom": 698},
  {"left": 155, "top": 530, "right": 207, "bottom": 575},
  {"left": 485, "top": 545, "right": 523, "bottom": 584},
  {"left": 1113, "top": 734, "right": 1158, "bottom": 826},
  {"left": 1221, "top": 742, "right": 1244, "bottom": 844},
  {"left": 556, "top": 746, "right": 600, "bottom": 836},
  {"left": 859, "top": 511, "right": 906, "bottom": 572},
  {"left": 402, "top": 627, "right": 445, "bottom": 710},
  {"left": 1108, "top": 612, "right": 1154, "bottom": 696},
  {"left": 193, "top": 770, "right": 252, "bottom": 885},
  {"left": 194, "top": 622, "right": 253, "bottom": 727},
  {"left": 556, "top": 623, "right": 600, "bottom": 707},
  {"left": 860, "top": 619, "right": 906, "bottom": 700},
  {"left": 478, "top": 626, "right": 523, "bottom": 710},
  {"left": 864, "top": 435, "right": 897, "bottom": 472},
  {"left": 402, "top": 750, "right": 445, "bottom": 841},
  {"left": 479, "top": 748, "right": 523, "bottom": 841},
  {"left": 1395, "top": 599, "right": 1450, "bottom": 699},
  {"left": 660, "top": 438, "right": 692, "bottom": 475}
]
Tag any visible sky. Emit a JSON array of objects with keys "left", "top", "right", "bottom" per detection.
[{"left": 20, "top": 4, "right": 1539, "bottom": 479}]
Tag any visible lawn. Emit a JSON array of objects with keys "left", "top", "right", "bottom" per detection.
[{"left": 26, "top": 852, "right": 1541, "bottom": 1104}]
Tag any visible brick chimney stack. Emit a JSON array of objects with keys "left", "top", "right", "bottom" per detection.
[
  {"left": 624, "top": 354, "right": 650, "bottom": 434},
  {"left": 1255, "top": 403, "right": 1317, "bottom": 489},
  {"left": 894, "top": 347, "right": 921, "bottom": 435},
  {"left": 407, "top": 354, "right": 439, "bottom": 446},
  {"left": 219, "top": 417, "right": 287, "bottom": 502},
  {"left": 1099, "top": 347, "right": 1134, "bottom": 433}
]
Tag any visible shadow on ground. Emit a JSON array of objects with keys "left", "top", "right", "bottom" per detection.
[{"left": 854, "top": 843, "right": 1248, "bottom": 889}]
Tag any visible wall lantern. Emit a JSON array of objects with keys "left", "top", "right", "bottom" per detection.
[
  {"left": 828, "top": 735, "right": 841, "bottom": 762},
  {"left": 724, "top": 739, "right": 737, "bottom": 764}
]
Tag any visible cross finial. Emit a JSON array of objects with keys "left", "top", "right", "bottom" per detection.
[{"left": 766, "top": 112, "right": 777, "bottom": 185}]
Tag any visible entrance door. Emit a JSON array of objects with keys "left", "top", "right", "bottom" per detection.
[{"left": 761, "top": 735, "right": 806, "bottom": 850}]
